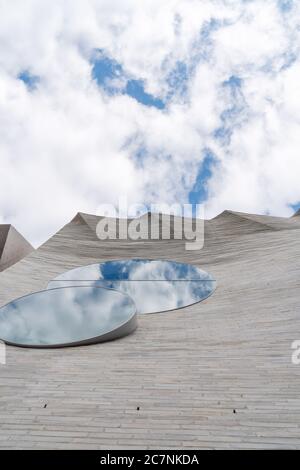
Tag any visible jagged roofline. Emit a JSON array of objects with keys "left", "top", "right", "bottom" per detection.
[
  {"left": 70, "top": 209, "right": 298, "bottom": 227},
  {"left": 20, "top": 208, "right": 300, "bottom": 253}
]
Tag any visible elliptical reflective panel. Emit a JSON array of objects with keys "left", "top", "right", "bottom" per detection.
[
  {"left": 47, "top": 259, "right": 216, "bottom": 314},
  {"left": 0, "top": 286, "right": 137, "bottom": 348}
]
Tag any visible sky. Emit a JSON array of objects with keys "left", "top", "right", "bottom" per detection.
[{"left": 0, "top": 0, "right": 300, "bottom": 245}]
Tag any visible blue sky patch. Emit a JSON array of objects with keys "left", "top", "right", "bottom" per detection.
[
  {"left": 125, "top": 80, "right": 165, "bottom": 109},
  {"left": 223, "top": 75, "right": 242, "bottom": 90},
  {"left": 18, "top": 70, "right": 39, "bottom": 90},
  {"left": 91, "top": 55, "right": 122, "bottom": 93},
  {"left": 189, "top": 150, "right": 216, "bottom": 206},
  {"left": 92, "top": 52, "right": 165, "bottom": 109},
  {"left": 214, "top": 75, "right": 246, "bottom": 145}
]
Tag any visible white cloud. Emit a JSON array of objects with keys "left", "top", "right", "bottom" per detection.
[{"left": 0, "top": 0, "right": 300, "bottom": 245}]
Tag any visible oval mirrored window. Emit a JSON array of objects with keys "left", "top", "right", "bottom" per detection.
[
  {"left": 47, "top": 259, "right": 216, "bottom": 314},
  {"left": 0, "top": 286, "right": 137, "bottom": 348}
]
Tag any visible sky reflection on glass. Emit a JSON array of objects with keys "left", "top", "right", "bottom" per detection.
[
  {"left": 48, "top": 260, "right": 216, "bottom": 314},
  {"left": 0, "top": 287, "right": 136, "bottom": 347}
]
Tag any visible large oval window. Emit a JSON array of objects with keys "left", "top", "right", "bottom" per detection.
[
  {"left": 47, "top": 259, "right": 216, "bottom": 314},
  {"left": 0, "top": 286, "right": 137, "bottom": 348}
]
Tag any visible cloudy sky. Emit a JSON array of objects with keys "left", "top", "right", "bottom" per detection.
[{"left": 1, "top": 0, "right": 300, "bottom": 245}]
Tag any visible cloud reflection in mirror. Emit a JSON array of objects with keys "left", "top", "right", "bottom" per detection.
[
  {"left": 48, "top": 260, "right": 216, "bottom": 314},
  {"left": 0, "top": 286, "right": 136, "bottom": 347}
]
